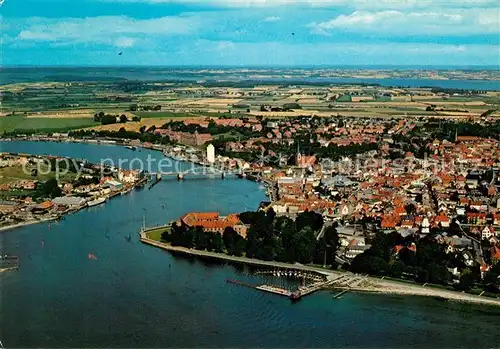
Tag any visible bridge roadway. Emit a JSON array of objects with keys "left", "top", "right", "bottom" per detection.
[{"left": 148, "top": 167, "right": 247, "bottom": 180}]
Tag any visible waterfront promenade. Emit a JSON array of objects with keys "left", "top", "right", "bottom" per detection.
[
  {"left": 140, "top": 227, "right": 500, "bottom": 306},
  {"left": 140, "top": 227, "right": 336, "bottom": 278}
]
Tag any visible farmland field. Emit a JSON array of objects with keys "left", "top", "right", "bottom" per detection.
[
  {"left": 0, "top": 164, "right": 77, "bottom": 185},
  {"left": 133, "top": 111, "right": 196, "bottom": 119},
  {"left": 0, "top": 115, "right": 98, "bottom": 133},
  {"left": 336, "top": 95, "right": 352, "bottom": 102},
  {"left": 0, "top": 77, "right": 498, "bottom": 135}
]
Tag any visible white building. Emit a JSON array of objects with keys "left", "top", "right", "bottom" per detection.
[
  {"left": 118, "top": 169, "right": 139, "bottom": 183},
  {"left": 421, "top": 217, "right": 430, "bottom": 234},
  {"left": 482, "top": 226, "right": 495, "bottom": 240},
  {"left": 206, "top": 144, "right": 215, "bottom": 164}
]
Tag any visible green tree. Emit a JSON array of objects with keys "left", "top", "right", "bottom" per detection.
[
  {"left": 193, "top": 226, "right": 207, "bottom": 250},
  {"left": 351, "top": 255, "right": 389, "bottom": 275},
  {"left": 456, "top": 268, "right": 477, "bottom": 291},
  {"left": 295, "top": 210, "right": 323, "bottom": 232},
  {"left": 40, "top": 178, "right": 62, "bottom": 198},
  {"left": 291, "top": 226, "right": 317, "bottom": 264},
  {"left": 120, "top": 114, "right": 128, "bottom": 123},
  {"left": 101, "top": 114, "right": 117, "bottom": 125},
  {"left": 426, "top": 263, "right": 450, "bottom": 285},
  {"left": 390, "top": 260, "right": 405, "bottom": 278}
]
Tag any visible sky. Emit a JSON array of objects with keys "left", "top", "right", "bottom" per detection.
[{"left": 2, "top": 0, "right": 500, "bottom": 66}]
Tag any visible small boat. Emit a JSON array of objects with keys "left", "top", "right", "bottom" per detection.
[
  {"left": 87, "top": 197, "right": 106, "bottom": 207},
  {"left": 125, "top": 146, "right": 137, "bottom": 151}
]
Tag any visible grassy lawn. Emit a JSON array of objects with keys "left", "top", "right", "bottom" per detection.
[
  {"left": 0, "top": 115, "right": 98, "bottom": 133},
  {"left": 0, "top": 189, "right": 33, "bottom": 199},
  {"left": 0, "top": 165, "right": 77, "bottom": 185},
  {"left": 146, "top": 227, "right": 170, "bottom": 241}
]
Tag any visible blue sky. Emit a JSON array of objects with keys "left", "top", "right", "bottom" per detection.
[{"left": 2, "top": 0, "right": 500, "bottom": 66}]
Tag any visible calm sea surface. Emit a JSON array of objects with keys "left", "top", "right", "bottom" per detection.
[{"left": 0, "top": 141, "right": 499, "bottom": 348}]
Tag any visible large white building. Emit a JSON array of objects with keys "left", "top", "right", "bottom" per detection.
[{"left": 206, "top": 144, "right": 215, "bottom": 163}]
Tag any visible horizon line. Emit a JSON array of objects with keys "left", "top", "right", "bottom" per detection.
[{"left": 2, "top": 64, "right": 500, "bottom": 70}]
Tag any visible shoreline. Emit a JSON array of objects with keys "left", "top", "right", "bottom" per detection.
[
  {"left": 0, "top": 217, "right": 58, "bottom": 233},
  {"left": 0, "top": 142, "right": 150, "bottom": 232},
  {"left": 0, "top": 139, "right": 269, "bottom": 233},
  {"left": 140, "top": 230, "right": 335, "bottom": 277},
  {"left": 140, "top": 230, "right": 500, "bottom": 307},
  {"left": 330, "top": 278, "right": 500, "bottom": 307},
  {"left": 1, "top": 136, "right": 273, "bottom": 196}
]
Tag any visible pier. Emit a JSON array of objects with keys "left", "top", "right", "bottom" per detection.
[
  {"left": 226, "top": 279, "right": 292, "bottom": 297},
  {"left": 140, "top": 226, "right": 368, "bottom": 302},
  {"left": 332, "top": 290, "right": 349, "bottom": 299},
  {"left": 0, "top": 256, "right": 19, "bottom": 273}
]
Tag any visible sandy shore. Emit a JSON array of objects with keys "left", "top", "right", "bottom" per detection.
[
  {"left": 140, "top": 234, "right": 500, "bottom": 306},
  {"left": 335, "top": 278, "right": 500, "bottom": 307},
  {"left": 0, "top": 217, "right": 58, "bottom": 233}
]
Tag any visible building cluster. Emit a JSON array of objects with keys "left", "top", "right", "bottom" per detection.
[
  {"left": 177, "top": 212, "right": 248, "bottom": 237},
  {"left": 323, "top": 137, "right": 499, "bottom": 267},
  {"left": 0, "top": 153, "right": 143, "bottom": 227},
  {"left": 154, "top": 129, "right": 213, "bottom": 146}
]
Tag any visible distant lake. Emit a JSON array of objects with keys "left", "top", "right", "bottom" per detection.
[{"left": 1, "top": 67, "right": 499, "bottom": 90}]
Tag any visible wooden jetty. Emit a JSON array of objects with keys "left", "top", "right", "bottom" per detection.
[
  {"left": 227, "top": 279, "right": 292, "bottom": 297},
  {"left": 332, "top": 290, "right": 349, "bottom": 299},
  {"left": 148, "top": 176, "right": 162, "bottom": 190},
  {"left": 0, "top": 255, "right": 19, "bottom": 273}
]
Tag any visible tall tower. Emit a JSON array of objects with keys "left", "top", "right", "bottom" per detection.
[{"left": 206, "top": 144, "right": 215, "bottom": 164}]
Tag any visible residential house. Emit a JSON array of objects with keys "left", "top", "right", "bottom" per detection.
[{"left": 482, "top": 226, "right": 495, "bottom": 240}]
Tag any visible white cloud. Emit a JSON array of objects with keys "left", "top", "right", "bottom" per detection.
[
  {"left": 16, "top": 15, "right": 200, "bottom": 45},
  {"left": 264, "top": 16, "right": 281, "bottom": 22},
  {"left": 214, "top": 40, "right": 236, "bottom": 50},
  {"left": 105, "top": 0, "right": 500, "bottom": 10},
  {"left": 309, "top": 9, "right": 500, "bottom": 35},
  {"left": 115, "top": 37, "right": 136, "bottom": 48}
]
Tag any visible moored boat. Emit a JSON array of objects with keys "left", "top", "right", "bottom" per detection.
[{"left": 87, "top": 197, "right": 106, "bottom": 207}]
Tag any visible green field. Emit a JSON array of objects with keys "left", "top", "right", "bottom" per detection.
[
  {"left": 133, "top": 111, "right": 196, "bottom": 119},
  {"left": 375, "top": 96, "right": 392, "bottom": 102},
  {"left": 336, "top": 95, "right": 352, "bottom": 102},
  {"left": 0, "top": 115, "right": 98, "bottom": 133},
  {"left": 146, "top": 227, "right": 170, "bottom": 241},
  {"left": 0, "top": 165, "right": 77, "bottom": 185}
]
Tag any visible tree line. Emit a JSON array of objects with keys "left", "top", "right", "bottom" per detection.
[
  {"left": 160, "top": 209, "right": 340, "bottom": 265},
  {"left": 349, "top": 231, "right": 499, "bottom": 294}
]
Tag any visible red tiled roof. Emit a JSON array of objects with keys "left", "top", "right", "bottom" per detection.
[{"left": 36, "top": 201, "right": 54, "bottom": 209}]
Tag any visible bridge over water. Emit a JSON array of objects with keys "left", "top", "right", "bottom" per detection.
[{"left": 147, "top": 166, "right": 272, "bottom": 181}]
